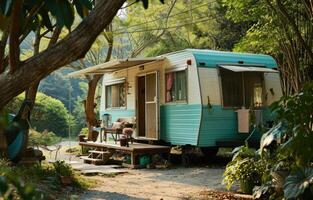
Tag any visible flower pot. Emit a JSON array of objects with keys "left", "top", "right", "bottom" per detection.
[
  {"left": 120, "top": 138, "right": 128, "bottom": 146},
  {"left": 240, "top": 180, "right": 254, "bottom": 194},
  {"left": 60, "top": 175, "right": 72, "bottom": 186}
]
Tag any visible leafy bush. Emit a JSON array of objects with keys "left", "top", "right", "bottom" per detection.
[
  {"left": 28, "top": 129, "right": 62, "bottom": 147},
  {"left": 240, "top": 82, "right": 313, "bottom": 199},
  {"left": 0, "top": 159, "right": 44, "bottom": 200},
  {"left": 270, "top": 82, "right": 313, "bottom": 166},
  {"left": 5, "top": 93, "right": 71, "bottom": 137},
  {"left": 53, "top": 160, "right": 73, "bottom": 177},
  {"left": 0, "top": 159, "right": 91, "bottom": 199},
  {"left": 223, "top": 146, "right": 265, "bottom": 193},
  {"left": 80, "top": 127, "right": 89, "bottom": 136},
  {"left": 0, "top": 175, "right": 44, "bottom": 200}
]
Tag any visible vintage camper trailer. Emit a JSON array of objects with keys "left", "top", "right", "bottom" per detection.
[{"left": 70, "top": 49, "right": 282, "bottom": 154}]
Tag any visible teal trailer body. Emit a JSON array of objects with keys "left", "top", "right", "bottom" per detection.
[{"left": 95, "top": 49, "right": 282, "bottom": 148}]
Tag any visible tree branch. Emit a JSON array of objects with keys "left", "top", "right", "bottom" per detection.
[
  {"left": 0, "top": 26, "right": 9, "bottom": 74},
  {"left": 21, "top": 2, "right": 44, "bottom": 35},
  {"left": 25, "top": 23, "right": 62, "bottom": 112},
  {"left": 130, "top": 0, "right": 177, "bottom": 57},
  {"left": 9, "top": 0, "right": 23, "bottom": 74},
  {"left": 275, "top": 0, "right": 313, "bottom": 61},
  {"left": 48, "top": 26, "right": 62, "bottom": 47},
  {"left": 0, "top": 0, "right": 126, "bottom": 108}
]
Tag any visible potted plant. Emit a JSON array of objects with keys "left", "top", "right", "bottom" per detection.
[
  {"left": 223, "top": 146, "right": 264, "bottom": 194},
  {"left": 53, "top": 160, "right": 73, "bottom": 185}
]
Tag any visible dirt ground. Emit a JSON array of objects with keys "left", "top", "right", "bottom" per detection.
[
  {"left": 42, "top": 142, "right": 249, "bottom": 200},
  {"left": 78, "top": 167, "right": 244, "bottom": 200}
]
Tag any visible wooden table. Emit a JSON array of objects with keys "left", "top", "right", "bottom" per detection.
[{"left": 100, "top": 128, "right": 123, "bottom": 144}]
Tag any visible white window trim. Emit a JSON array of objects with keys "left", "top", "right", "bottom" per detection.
[
  {"left": 104, "top": 77, "right": 126, "bottom": 86},
  {"left": 105, "top": 78, "right": 127, "bottom": 110},
  {"left": 165, "top": 69, "right": 188, "bottom": 104}
]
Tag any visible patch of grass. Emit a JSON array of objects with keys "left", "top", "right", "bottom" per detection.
[{"left": 0, "top": 159, "right": 93, "bottom": 199}]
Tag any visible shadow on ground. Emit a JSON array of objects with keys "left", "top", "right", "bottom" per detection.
[{"left": 81, "top": 191, "right": 146, "bottom": 200}]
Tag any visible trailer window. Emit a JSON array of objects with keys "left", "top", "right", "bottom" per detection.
[
  {"left": 220, "top": 69, "right": 264, "bottom": 108},
  {"left": 165, "top": 70, "right": 187, "bottom": 103},
  {"left": 105, "top": 82, "right": 126, "bottom": 108}
]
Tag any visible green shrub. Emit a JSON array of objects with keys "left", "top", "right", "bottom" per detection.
[
  {"left": 80, "top": 127, "right": 88, "bottom": 136},
  {"left": 223, "top": 146, "right": 265, "bottom": 193},
  {"left": 0, "top": 159, "right": 92, "bottom": 199},
  {"left": 28, "top": 129, "right": 62, "bottom": 147},
  {"left": 5, "top": 93, "right": 71, "bottom": 137},
  {"left": 53, "top": 160, "right": 73, "bottom": 177},
  {"left": 0, "top": 159, "right": 44, "bottom": 200},
  {"left": 247, "top": 82, "right": 313, "bottom": 199}
]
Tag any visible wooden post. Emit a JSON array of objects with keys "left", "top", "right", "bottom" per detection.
[{"left": 131, "top": 152, "right": 135, "bottom": 167}]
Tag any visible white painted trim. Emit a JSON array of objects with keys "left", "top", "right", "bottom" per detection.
[
  {"left": 219, "top": 65, "right": 278, "bottom": 73},
  {"left": 165, "top": 66, "right": 187, "bottom": 73},
  {"left": 103, "top": 77, "right": 126, "bottom": 85}
]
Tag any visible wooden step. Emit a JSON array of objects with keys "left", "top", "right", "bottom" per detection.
[
  {"left": 80, "top": 156, "right": 106, "bottom": 165},
  {"left": 89, "top": 150, "right": 111, "bottom": 154},
  {"left": 80, "top": 156, "right": 103, "bottom": 162}
]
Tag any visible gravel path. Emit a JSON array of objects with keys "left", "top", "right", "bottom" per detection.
[{"left": 79, "top": 167, "right": 228, "bottom": 200}]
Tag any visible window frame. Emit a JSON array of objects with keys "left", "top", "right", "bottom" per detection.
[
  {"left": 165, "top": 69, "right": 188, "bottom": 104},
  {"left": 218, "top": 68, "right": 266, "bottom": 109},
  {"left": 104, "top": 79, "right": 127, "bottom": 110}
]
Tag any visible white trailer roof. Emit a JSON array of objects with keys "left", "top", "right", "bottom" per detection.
[
  {"left": 67, "top": 57, "right": 164, "bottom": 78},
  {"left": 219, "top": 65, "right": 278, "bottom": 73}
]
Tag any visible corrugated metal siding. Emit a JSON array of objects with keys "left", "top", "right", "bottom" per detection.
[
  {"left": 160, "top": 104, "right": 201, "bottom": 145},
  {"left": 188, "top": 49, "right": 277, "bottom": 68},
  {"left": 198, "top": 105, "right": 276, "bottom": 147}
]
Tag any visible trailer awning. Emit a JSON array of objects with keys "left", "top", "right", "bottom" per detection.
[
  {"left": 67, "top": 57, "right": 164, "bottom": 78},
  {"left": 219, "top": 65, "right": 278, "bottom": 73}
]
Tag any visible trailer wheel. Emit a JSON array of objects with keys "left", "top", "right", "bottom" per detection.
[{"left": 200, "top": 147, "right": 219, "bottom": 157}]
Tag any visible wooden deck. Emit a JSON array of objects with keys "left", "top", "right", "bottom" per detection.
[{"left": 79, "top": 141, "right": 171, "bottom": 168}]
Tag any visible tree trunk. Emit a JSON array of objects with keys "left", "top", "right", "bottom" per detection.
[
  {"left": 0, "top": 0, "right": 125, "bottom": 109},
  {"left": 86, "top": 28, "right": 114, "bottom": 140},
  {"left": 86, "top": 75, "right": 102, "bottom": 140}
]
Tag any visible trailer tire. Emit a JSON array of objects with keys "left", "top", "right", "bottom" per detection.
[{"left": 200, "top": 147, "right": 219, "bottom": 157}]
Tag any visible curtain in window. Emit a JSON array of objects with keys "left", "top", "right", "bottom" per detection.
[
  {"left": 111, "top": 85, "right": 119, "bottom": 107},
  {"left": 106, "top": 86, "right": 112, "bottom": 108},
  {"left": 176, "top": 71, "right": 187, "bottom": 100},
  {"left": 166, "top": 73, "right": 174, "bottom": 102},
  {"left": 244, "top": 73, "right": 263, "bottom": 107},
  {"left": 119, "top": 83, "right": 126, "bottom": 107}
]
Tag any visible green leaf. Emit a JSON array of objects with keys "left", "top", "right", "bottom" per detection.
[
  {"left": 4, "top": 0, "right": 13, "bottom": 16},
  {"left": 73, "top": 0, "right": 91, "bottom": 19},
  {"left": 136, "top": 0, "right": 149, "bottom": 9},
  {"left": 0, "top": 176, "right": 9, "bottom": 194},
  {"left": 78, "top": 0, "right": 92, "bottom": 10},
  {"left": 284, "top": 167, "right": 313, "bottom": 199},
  {"left": 45, "top": 0, "right": 74, "bottom": 29},
  {"left": 38, "top": 8, "right": 53, "bottom": 31}
]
